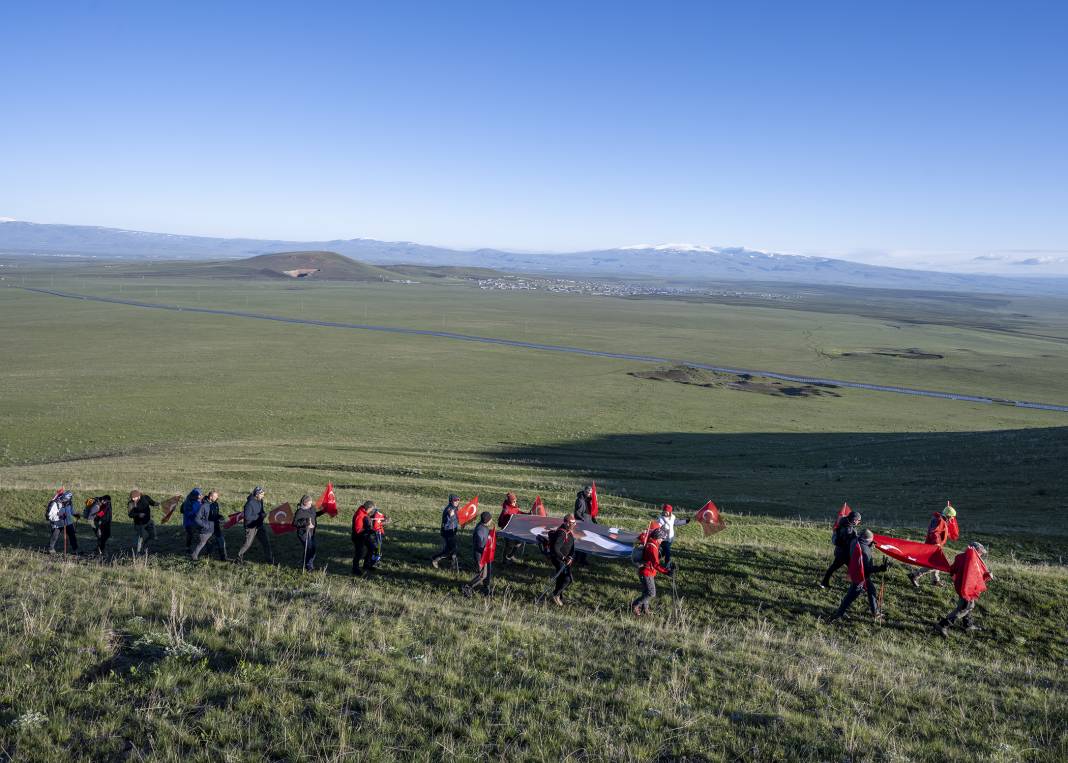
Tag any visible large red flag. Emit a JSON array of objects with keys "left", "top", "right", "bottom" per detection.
[
  {"left": 694, "top": 500, "right": 726, "bottom": 536},
  {"left": 457, "top": 496, "right": 480, "bottom": 527},
  {"left": 223, "top": 511, "right": 243, "bottom": 529},
  {"left": 951, "top": 547, "right": 991, "bottom": 601},
  {"left": 872, "top": 533, "right": 951, "bottom": 572},
  {"left": 479, "top": 528, "right": 497, "bottom": 566},
  {"left": 590, "top": 482, "right": 599, "bottom": 519},
  {"left": 530, "top": 495, "right": 546, "bottom": 517},
  {"left": 159, "top": 494, "right": 182, "bottom": 524},
  {"left": 316, "top": 483, "right": 338, "bottom": 517},
  {"left": 268, "top": 502, "right": 296, "bottom": 535},
  {"left": 945, "top": 503, "right": 960, "bottom": 540}
]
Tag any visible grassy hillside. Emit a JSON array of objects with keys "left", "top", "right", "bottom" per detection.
[{"left": 0, "top": 269, "right": 1065, "bottom": 760}]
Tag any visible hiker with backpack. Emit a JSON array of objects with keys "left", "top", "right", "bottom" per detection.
[
  {"left": 181, "top": 489, "right": 203, "bottom": 552},
  {"left": 293, "top": 494, "right": 329, "bottom": 572},
  {"left": 83, "top": 495, "right": 113, "bottom": 555},
  {"left": 351, "top": 500, "right": 375, "bottom": 576},
  {"left": 546, "top": 514, "right": 577, "bottom": 606},
  {"left": 631, "top": 526, "right": 674, "bottom": 616},
  {"left": 190, "top": 490, "right": 219, "bottom": 561},
  {"left": 462, "top": 512, "right": 495, "bottom": 597},
  {"left": 430, "top": 494, "right": 461, "bottom": 569},
  {"left": 127, "top": 490, "right": 158, "bottom": 554},
  {"left": 827, "top": 529, "right": 892, "bottom": 623},
  {"left": 909, "top": 504, "right": 958, "bottom": 588},
  {"left": 498, "top": 492, "right": 523, "bottom": 562},
  {"left": 367, "top": 503, "right": 388, "bottom": 568},
  {"left": 820, "top": 511, "right": 862, "bottom": 589},
  {"left": 936, "top": 542, "right": 993, "bottom": 637},
  {"left": 46, "top": 490, "right": 79, "bottom": 554},
  {"left": 656, "top": 504, "right": 688, "bottom": 564},
  {"left": 236, "top": 486, "right": 274, "bottom": 564}
]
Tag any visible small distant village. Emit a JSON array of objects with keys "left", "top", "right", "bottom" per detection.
[{"left": 473, "top": 275, "right": 796, "bottom": 301}]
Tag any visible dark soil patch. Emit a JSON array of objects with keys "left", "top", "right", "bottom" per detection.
[
  {"left": 840, "top": 347, "right": 944, "bottom": 360},
  {"left": 629, "top": 366, "right": 840, "bottom": 399}
]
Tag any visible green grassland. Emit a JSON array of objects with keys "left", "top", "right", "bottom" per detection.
[{"left": 0, "top": 263, "right": 1066, "bottom": 761}]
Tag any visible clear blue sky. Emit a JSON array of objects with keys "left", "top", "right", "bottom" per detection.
[{"left": 2, "top": 1, "right": 1066, "bottom": 271}]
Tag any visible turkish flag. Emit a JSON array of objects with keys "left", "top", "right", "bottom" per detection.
[
  {"left": 590, "top": 482, "right": 599, "bottom": 519},
  {"left": 159, "top": 494, "right": 182, "bottom": 524},
  {"left": 457, "top": 496, "right": 479, "bottom": 527},
  {"left": 530, "top": 496, "right": 546, "bottom": 517},
  {"left": 951, "top": 547, "right": 991, "bottom": 601},
  {"left": 268, "top": 502, "right": 296, "bottom": 535},
  {"left": 694, "top": 500, "right": 726, "bottom": 536},
  {"left": 838, "top": 503, "right": 852, "bottom": 519},
  {"left": 872, "top": 533, "right": 951, "bottom": 572},
  {"left": 480, "top": 528, "right": 497, "bottom": 566},
  {"left": 316, "top": 483, "right": 338, "bottom": 517},
  {"left": 223, "top": 511, "right": 243, "bottom": 529}
]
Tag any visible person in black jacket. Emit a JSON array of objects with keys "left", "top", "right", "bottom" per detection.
[
  {"left": 462, "top": 512, "right": 495, "bottom": 597},
  {"left": 82, "top": 495, "right": 113, "bottom": 555},
  {"left": 819, "top": 511, "right": 861, "bottom": 588},
  {"left": 293, "top": 494, "right": 328, "bottom": 572},
  {"left": 547, "top": 514, "right": 577, "bottom": 606},
  {"left": 827, "top": 529, "right": 891, "bottom": 623},
  {"left": 236, "top": 486, "right": 274, "bottom": 564},
  {"left": 572, "top": 486, "right": 595, "bottom": 566},
  {"left": 127, "top": 490, "right": 158, "bottom": 554},
  {"left": 431, "top": 494, "right": 461, "bottom": 569},
  {"left": 191, "top": 490, "right": 220, "bottom": 561}
]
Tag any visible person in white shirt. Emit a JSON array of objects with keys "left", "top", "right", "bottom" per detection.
[{"left": 656, "top": 504, "right": 688, "bottom": 564}]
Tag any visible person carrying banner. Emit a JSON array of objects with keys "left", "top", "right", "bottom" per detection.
[
  {"left": 462, "top": 512, "right": 495, "bottom": 597},
  {"left": 47, "top": 490, "right": 79, "bottom": 554},
  {"left": 83, "top": 495, "right": 113, "bottom": 555},
  {"left": 936, "top": 542, "right": 992, "bottom": 637},
  {"left": 498, "top": 492, "right": 523, "bottom": 562},
  {"left": 127, "top": 490, "right": 158, "bottom": 554},
  {"left": 367, "top": 503, "right": 388, "bottom": 567},
  {"left": 431, "top": 494, "right": 461, "bottom": 569},
  {"left": 820, "top": 511, "right": 862, "bottom": 588},
  {"left": 632, "top": 527, "right": 673, "bottom": 616},
  {"left": 181, "top": 488, "right": 203, "bottom": 552},
  {"left": 294, "top": 494, "right": 328, "bottom": 572},
  {"left": 236, "top": 486, "right": 274, "bottom": 564},
  {"left": 351, "top": 500, "right": 374, "bottom": 576},
  {"left": 190, "top": 490, "right": 219, "bottom": 561},
  {"left": 827, "top": 529, "right": 891, "bottom": 623},
  {"left": 656, "top": 504, "right": 688, "bottom": 564},
  {"left": 547, "top": 514, "right": 577, "bottom": 606},
  {"left": 572, "top": 485, "right": 596, "bottom": 566},
  {"left": 909, "top": 504, "right": 957, "bottom": 588}
]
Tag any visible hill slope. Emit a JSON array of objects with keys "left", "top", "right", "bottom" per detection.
[{"left": 122, "top": 251, "right": 404, "bottom": 281}]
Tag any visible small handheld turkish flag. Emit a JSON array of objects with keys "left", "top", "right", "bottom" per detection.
[
  {"left": 530, "top": 496, "right": 546, "bottom": 517},
  {"left": 316, "top": 483, "right": 338, "bottom": 517},
  {"left": 590, "top": 481, "right": 599, "bottom": 519},
  {"left": 838, "top": 502, "right": 852, "bottom": 519},
  {"left": 694, "top": 500, "right": 726, "bottom": 536},
  {"left": 457, "top": 496, "right": 480, "bottom": 526},
  {"left": 223, "top": 511, "right": 243, "bottom": 529},
  {"left": 160, "top": 494, "right": 182, "bottom": 524},
  {"left": 268, "top": 502, "right": 296, "bottom": 535},
  {"left": 480, "top": 528, "right": 497, "bottom": 566}
]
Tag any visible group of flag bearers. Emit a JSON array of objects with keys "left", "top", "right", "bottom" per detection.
[{"left": 44, "top": 484, "right": 993, "bottom": 633}]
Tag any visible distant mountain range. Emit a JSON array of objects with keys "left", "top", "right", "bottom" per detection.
[{"left": 3, "top": 219, "right": 1067, "bottom": 296}]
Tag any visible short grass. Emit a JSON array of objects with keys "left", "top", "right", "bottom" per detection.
[{"left": 0, "top": 269, "right": 1065, "bottom": 761}]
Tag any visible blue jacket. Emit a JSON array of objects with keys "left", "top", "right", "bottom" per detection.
[
  {"left": 441, "top": 504, "right": 459, "bottom": 533},
  {"left": 182, "top": 490, "right": 203, "bottom": 529}
]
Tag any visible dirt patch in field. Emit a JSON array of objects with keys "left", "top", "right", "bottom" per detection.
[
  {"left": 839, "top": 347, "right": 944, "bottom": 360},
  {"left": 629, "top": 365, "right": 840, "bottom": 398}
]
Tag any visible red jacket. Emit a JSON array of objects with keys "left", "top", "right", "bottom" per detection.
[
  {"left": 369, "top": 511, "right": 386, "bottom": 533},
  {"left": 925, "top": 513, "right": 950, "bottom": 547},
  {"left": 352, "top": 507, "right": 369, "bottom": 536},
  {"left": 950, "top": 547, "right": 992, "bottom": 601},
  {"left": 498, "top": 500, "right": 521, "bottom": 528},
  {"left": 640, "top": 540, "right": 671, "bottom": 578}
]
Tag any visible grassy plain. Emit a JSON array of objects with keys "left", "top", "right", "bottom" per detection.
[{"left": 0, "top": 261, "right": 1065, "bottom": 761}]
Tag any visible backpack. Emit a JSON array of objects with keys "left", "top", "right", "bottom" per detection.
[
  {"left": 538, "top": 530, "right": 554, "bottom": 557},
  {"left": 631, "top": 535, "right": 649, "bottom": 568},
  {"left": 46, "top": 499, "right": 63, "bottom": 525}
]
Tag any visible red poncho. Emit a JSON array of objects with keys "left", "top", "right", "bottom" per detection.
[{"left": 950, "top": 547, "right": 992, "bottom": 601}]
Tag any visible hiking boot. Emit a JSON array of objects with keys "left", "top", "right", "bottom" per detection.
[
  {"left": 935, "top": 619, "right": 950, "bottom": 638},
  {"left": 824, "top": 612, "right": 842, "bottom": 624},
  {"left": 552, "top": 595, "right": 564, "bottom": 607},
  {"left": 817, "top": 581, "right": 828, "bottom": 590},
  {"left": 963, "top": 618, "right": 981, "bottom": 632},
  {"left": 461, "top": 585, "right": 473, "bottom": 598},
  {"left": 872, "top": 612, "right": 885, "bottom": 624},
  {"left": 908, "top": 572, "right": 921, "bottom": 589},
  {"left": 632, "top": 605, "right": 643, "bottom": 617},
  {"left": 932, "top": 579, "right": 944, "bottom": 588},
  {"left": 431, "top": 558, "right": 441, "bottom": 570}
]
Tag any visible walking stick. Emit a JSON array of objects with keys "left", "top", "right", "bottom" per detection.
[
  {"left": 302, "top": 526, "right": 311, "bottom": 574},
  {"left": 536, "top": 564, "right": 569, "bottom": 604},
  {"left": 878, "top": 580, "right": 885, "bottom": 612},
  {"left": 669, "top": 564, "right": 682, "bottom": 621}
]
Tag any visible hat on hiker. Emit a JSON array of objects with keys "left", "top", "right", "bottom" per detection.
[
  {"left": 969, "top": 541, "right": 988, "bottom": 556},
  {"left": 662, "top": 504, "right": 673, "bottom": 514},
  {"left": 943, "top": 504, "right": 957, "bottom": 518},
  {"left": 848, "top": 511, "right": 861, "bottom": 525},
  {"left": 860, "top": 529, "right": 874, "bottom": 543},
  {"left": 253, "top": 486, "right": 265, "bottom": 496},
  {"left": 449, "top": 494, "right": 459, "bottom": 503}
]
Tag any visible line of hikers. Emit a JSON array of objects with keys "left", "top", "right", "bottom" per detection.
[
  {"left": 46, "top": 484, "right": 684, "bottom": 616},
  {"left": 819, "top": 503, "right": 993, "bottom": 637}
]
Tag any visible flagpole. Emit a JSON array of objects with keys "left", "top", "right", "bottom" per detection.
[{"left": 303, "top": 526, "right": 310, "bottom": 574}]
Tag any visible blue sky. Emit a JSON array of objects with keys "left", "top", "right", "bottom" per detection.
[{"left": 2, "top": 1, "right": 1066, "bottom": 272}]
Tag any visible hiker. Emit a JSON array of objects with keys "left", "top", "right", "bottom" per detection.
[
  {"left": 936, "top": 542, "right": 993, "bottom": 637},
  {"left": 820, "top": 511, "right": 862, "bottom": 588},
  {"left": 827, "top": 529, "right": 891, "bottom": 623},
  {"left": 498, "top": 492, "right": 523, "bottom": 562},
  {"left": 462, "top": 512, "right": 495, "bottom": 597},
  {"left": 909, "top": 504, "right": 957, "bottom": 588},
  {"left": 181, "top": 488, "right": 203, "bottom": 551},
  {"left": 631, "top": 527, "right": 673, "bottom": 616},
  {"left": 430, "top": 494, "right": 461, "bottom": 569},
  {"left": 656, "top": 504, "right": 688, "bottom": 564},
  {"left": 47, "top": 490, "right": 79, "bottom": 554},
  {"left": 572, "top": 485, "right": 596, "bottom": 566},
  {"left": 190, "top": 490, "right": 219, "bottom": 561},
  {"left": 127, "top": 490, "right": 158, "bottom": 553},
  {"left": 546, "top": 514, "right": 577, "bottom": 606},
  {"left": 294, "top": 494, "right": 328, "bottom": 572},
  {"left": 367, "top": 503, "right": 388, "bottom": 567},
  {"left": 351, "top": 500, "right": 374, "bottom": 576},
  {"left": 83, "top": 495, "right": 113, "bottom": 555},
  {"left": 236, "top": 486, "right": 274, "bottom": 564}
]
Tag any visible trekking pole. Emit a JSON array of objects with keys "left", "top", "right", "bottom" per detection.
[
  {"left": 669, "top": 565, "right": 682, "bottom": 621},
  {"left": 303, "top": 528, "right": 310, "bottom": 574},
  {"left": 536, "top": 565, "right": 568, "bottom": 604}
]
